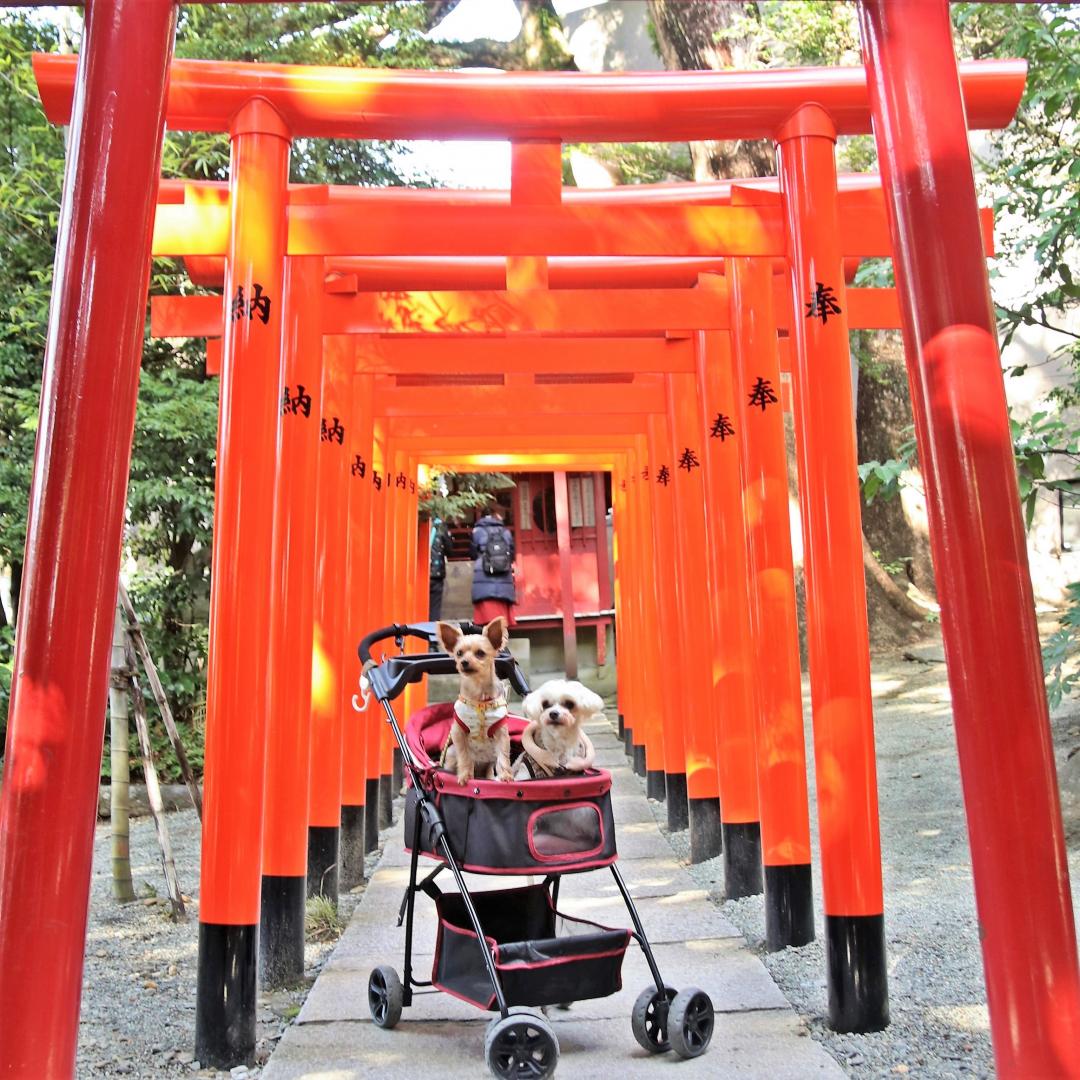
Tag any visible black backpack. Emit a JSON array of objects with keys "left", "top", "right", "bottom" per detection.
[{"left": 482, "top": 530, "right": 512, "bottom": 575}]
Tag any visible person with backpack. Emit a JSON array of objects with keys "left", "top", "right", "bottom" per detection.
[
  {"left": 469, "top": 506, "right": 516, "bottom": 626},
  {"left": 428, "top": 517, "right": 448, "bottom": 621}
]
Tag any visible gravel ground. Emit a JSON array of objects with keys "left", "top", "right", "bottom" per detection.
[
  {"left": 644, "top": 647, "right": 1080, "bottom": 1079},
  {"left": 77, "top": 644, "right": 1080, "bottom": 1079},
  {"left": 77, "top": 808, "right": 365, "bottom": 1080}
]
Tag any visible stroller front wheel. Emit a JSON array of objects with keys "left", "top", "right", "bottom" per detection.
[
  {"left": 631, "top": 984, "right": 677, "bottom": 1053},
  {"left": 484, "top": 1010, "right": 559, "bottom": 1080},
  {"left": 667, "top": 987, "right": 715, "bottom": 1059},
  {"left": 368, "top": 965, "right": 404, "bottom": 1029}
]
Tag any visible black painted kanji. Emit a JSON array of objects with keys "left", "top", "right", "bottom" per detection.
[
  {"left": 678, "top": 448, "right": 700, "bottom": 471},
  {"left": 710, "top": 413, "right": 735, "bottom": 440},
  {"left": 805, "top": 281, "right": 842, "bottom": 324},
  {"left": 351, "top": 454, "right": 366, "bottom": 478},
  {"left": 320, "top": 416, "right": 345, "bottom": 445},
  {"left": 231, "top": 283, "right": 272, "bottom": 325},
  {"left": 282, "top": 384, "right": 312, "bottom": 418},
  {"left": 657, "top": 465, "right": 671, "bottom": 486},
  {"left": 748, "top": 377, "right": 778, "bottom": 412}
]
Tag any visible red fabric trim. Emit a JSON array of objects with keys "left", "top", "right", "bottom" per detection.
[
  {"left": 432, "top": 916, "right": 498, "bottom": 1011},
  {"left": 494, "top": 944, "right": 630, "bottom": 972},
  {"left": 429, "top": 768, "right": 611, "bottom": 802},
  {"left": 453, "top": 712, "right": 508, "bottom": 737},
  {"left": 404, "top": 846, "right": 618, "bottom": 875},
  {"left": 526, "top": 801, "right": 606, "bottom": 864},
  {"left": 430, "top": 978, "right": 496, "bottom": 1012}
]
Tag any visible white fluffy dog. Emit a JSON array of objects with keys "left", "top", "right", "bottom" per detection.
[{"left": 513, "top": 679, "right": 603, "bottom": 780}]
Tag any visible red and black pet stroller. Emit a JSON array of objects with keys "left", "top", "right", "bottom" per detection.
[{"left": 358, "top": 622, "right": 715, "bottom": 1079}]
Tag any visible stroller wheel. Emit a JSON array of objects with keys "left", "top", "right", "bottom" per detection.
[
  {"left": 484, "top": 1010, "right": 559, "bottom": 1080},
  {"left": 368, "top": 965, "right": 404, "bottom": 1029},
  {"left": 631, "top": 983, "right": 677, "bottom": 1053},
  {"left": 668, "top": 987, "right": 715, "bottom": 1059}
]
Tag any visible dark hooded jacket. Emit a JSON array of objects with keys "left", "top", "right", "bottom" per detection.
[{"left": 470, "top": 515, "right": 517, "bottom": 604}]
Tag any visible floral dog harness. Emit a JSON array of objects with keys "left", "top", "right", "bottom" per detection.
[{"left": 439, "top": 695, "right": 508, "bottom": 767}]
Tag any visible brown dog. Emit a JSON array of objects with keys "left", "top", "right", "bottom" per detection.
[{"left": 436, "top": 618, "right": 513, "bottom": 784}]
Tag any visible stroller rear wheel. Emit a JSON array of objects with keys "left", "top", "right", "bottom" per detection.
[
  {"left": 484, "top": 1011, "right": 559, "bottom": 1079},
  {"left": 368, "top": 965, "right": 404, "bottom": 1029},
  {"left": 631, "top": 983, "right": 677, "bottom": 1053},
  {"left": 667, "top": 987, "right": 715, "bottom": 1059}
]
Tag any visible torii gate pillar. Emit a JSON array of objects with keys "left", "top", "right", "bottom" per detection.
[
  {"left": 0, "top": 4, "right": 177, "bottom": 1076},
  {"left": 859, "top": 2, "right": 1080, "bottom": 1073}
]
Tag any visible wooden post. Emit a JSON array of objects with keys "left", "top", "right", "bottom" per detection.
[
  {"left": 125, "top": 642, "right": 186, "bottom": 920},
  {"left": 109, "top": 609, "right": 136, "bottom": 903},
  {"left": 553, "top": 470, "right": 578, "bottom": 679},
  {"left": 118, "top": 583, "right": 202, "bottom": 820}
]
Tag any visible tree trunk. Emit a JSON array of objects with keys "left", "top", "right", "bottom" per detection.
[
  {"left": 428, "top": 0, "right": 576, "bottom": 70},
  {"left": 646, "top": 0, "right": 774, "bottom": 179},
  {"left": 862, "top": 536, "right": 933, "bottom": 625},
  {"left": 109, "top": 608, "right": 136, "bottom": 903},
  {"left": 10, "top": 560, "right": 22, "bottom": 624}
]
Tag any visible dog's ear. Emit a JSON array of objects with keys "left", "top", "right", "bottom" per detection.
[
  {"left": 483, "top": 616, "right": 508, "bottom": 651},
  {"left": 522, "top": 690, "right": 541, "bottom": 721},
  {"left": 579, "top": 685, "right": 605, "bottom": 717},
  {"left": 436, "top": 621, "right": 461, "bottom": 653}
]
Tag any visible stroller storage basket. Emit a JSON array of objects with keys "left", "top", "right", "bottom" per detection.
[{"left": 433, "top": 884, "right": 631, "bottom": 1010}]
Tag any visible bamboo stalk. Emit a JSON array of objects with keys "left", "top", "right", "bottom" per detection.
[
  {"left": 126, "top": 641, "right": 186, "bottom": 920},
  {"left": 118, "top": 581, "right": 203, "bottom": 820},
  {"left": 109, "top": 609, "right": 137, "bottom": 903}
]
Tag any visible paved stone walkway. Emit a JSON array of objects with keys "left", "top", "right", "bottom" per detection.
[{"left": 264, "top": 717, "right": 843, "bottom": 1079}]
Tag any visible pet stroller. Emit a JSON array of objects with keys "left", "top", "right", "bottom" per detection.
[{"left": 358, "top": 622, "right": 715, "bottom": 1079}]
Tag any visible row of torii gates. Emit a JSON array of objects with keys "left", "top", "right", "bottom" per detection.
[{"left": 0, "top": 2, "right": 1078, "bottom": 1078}]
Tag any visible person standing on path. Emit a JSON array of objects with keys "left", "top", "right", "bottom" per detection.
[
  {"left": 428, "top": 517, "right": 448, "bottom": 621},
  {"left": 470, "top": 506, "right": 516, "bottom": 627}
]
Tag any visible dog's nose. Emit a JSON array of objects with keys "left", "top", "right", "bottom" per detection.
[{"left": 547, "top": 709, "right": 562, "bottom": 722}]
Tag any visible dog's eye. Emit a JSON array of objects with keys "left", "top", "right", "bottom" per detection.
[
  {"left": 455, "top": 649, "right": 464, "bottom": 657},
  {"left": 562, "top": 700, "right": 575, "bottom": 710},
  {"left": 540, "top": 700, "right": 551, "bottom": 710},
  {"left": 474, "top": 648, "right": 486, "bottom": 657}
]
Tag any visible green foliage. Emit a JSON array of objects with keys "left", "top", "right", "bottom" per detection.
[
  {"left": 873, "top": 552, "right": 912, "bottom": 579},
  {"left": 100, "top": 694, "right": 205, "bottom": 786},
  {"left": 0, "top": 5, "right": 442, "bottom": 765},
  {"left": 857, "top": 431, "right": 917, "bottom": 505},
  {"left": 954, "top": 4, "right": 1080, "bottom": 391},
  {"left": 421, "top": 470, "right": 516, "bottom": 524},
  {"left": 306, "top": 895, "right": 346, "bottom": 942},
  {"left": 565, "top": 142, "right": 693, "bottom": 186},
  {"left": 1009, "top": 410, "right": 1080, "bottom": 531},
  {"left": 1043, "top": 582, "right": 1080, "bottom": 709},
  {"left": 753, "top": 1, "right": 861, "bottom": 67}
]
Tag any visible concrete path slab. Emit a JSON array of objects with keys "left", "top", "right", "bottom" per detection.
[
  {"left": 265, "top": 1008, "right": 841, "bottom": 1080},
  {"left": 264, "top": 717, "right": 844, "bottom": 1080}
]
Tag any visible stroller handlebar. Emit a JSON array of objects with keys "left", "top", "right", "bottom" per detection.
[{"left": 357, "top": 622, "right": 530, "bottom": 703}]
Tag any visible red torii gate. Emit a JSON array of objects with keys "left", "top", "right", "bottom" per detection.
[{"left": 0, "top": 4, "right": 1076, "bottom": 1079}]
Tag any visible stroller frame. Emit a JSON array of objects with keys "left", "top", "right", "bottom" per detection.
[{"left": 358, "top": 622, "right": 714, "bottom": 1076}]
